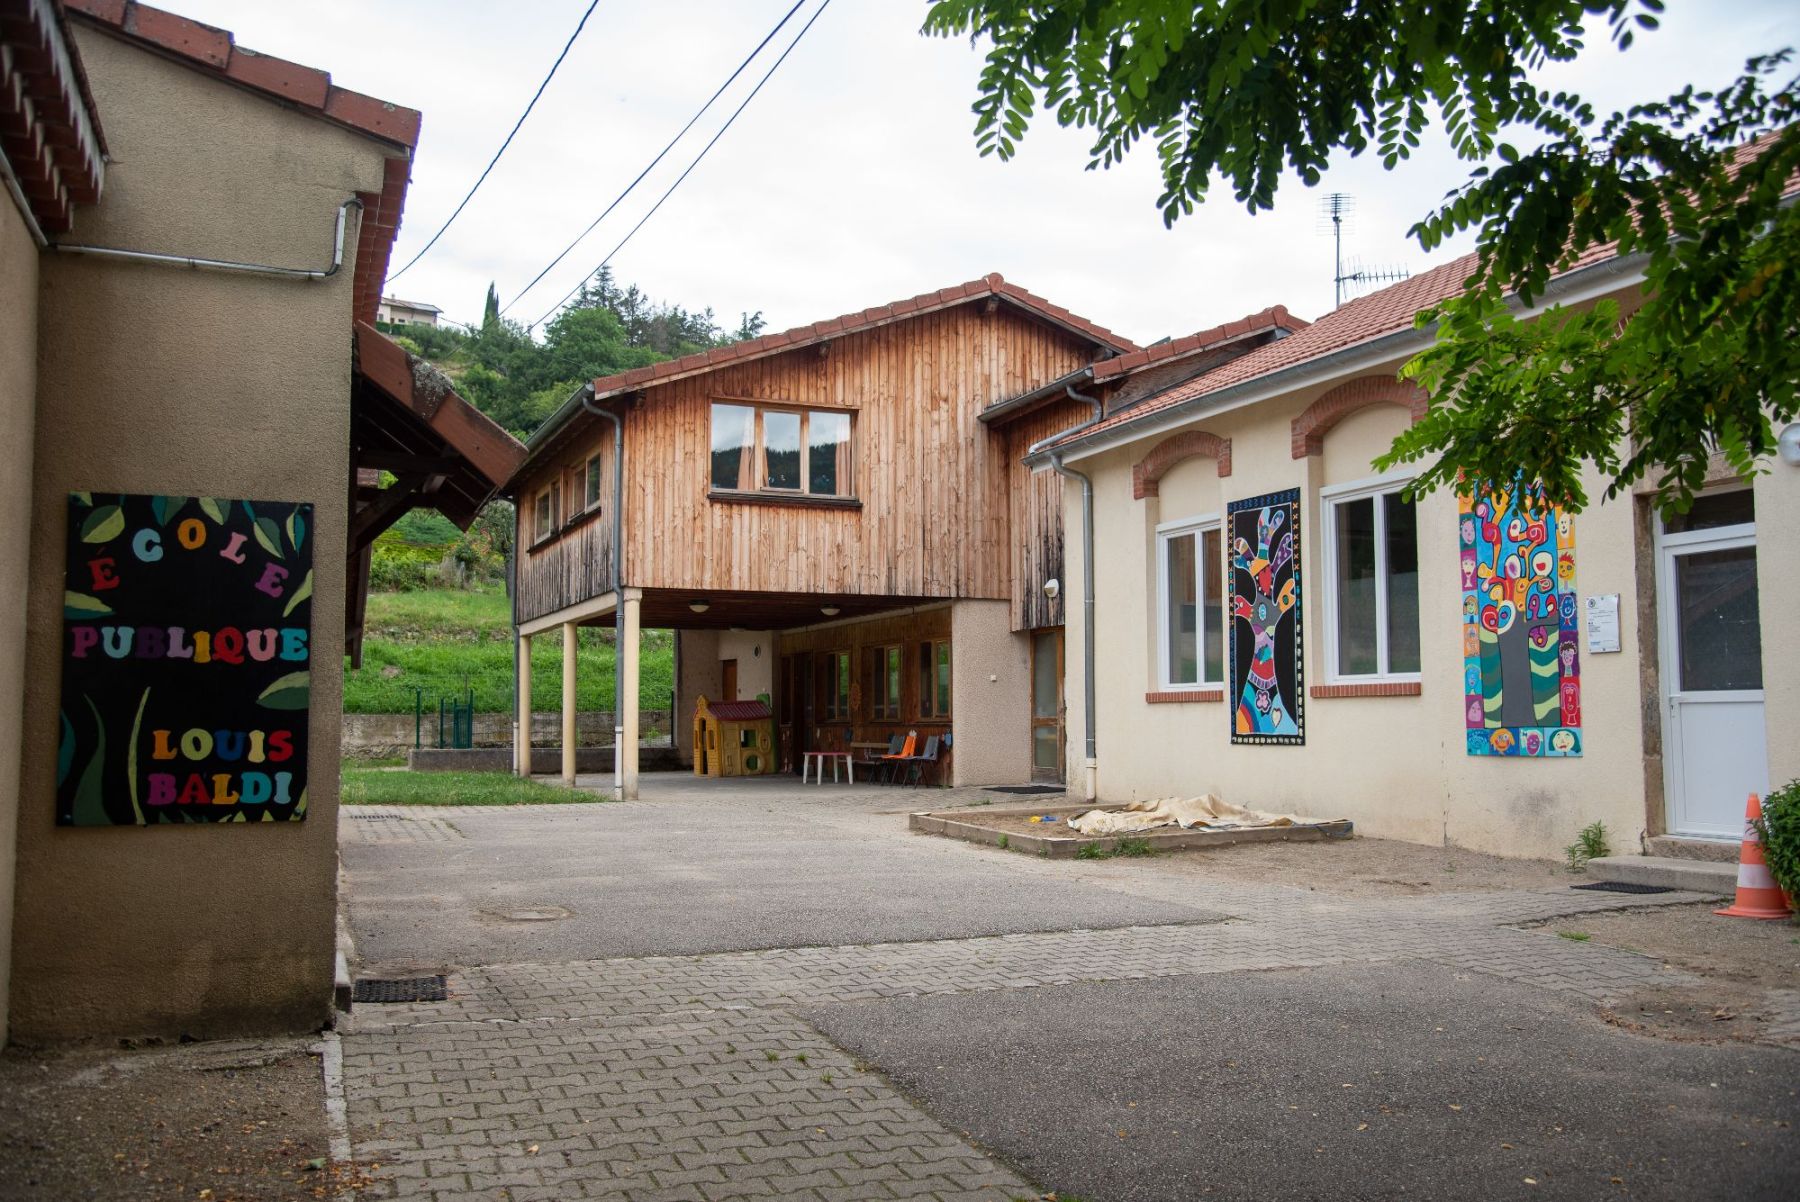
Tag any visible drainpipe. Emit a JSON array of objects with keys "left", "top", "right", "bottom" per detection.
[
  {"left": 1028, "top": 384, "right": 1105, "bottom": 802},
  {"left": 50, "top": 197, "right": 363, "bottom": 279},
  {"left": 579, "top": 386, "right": 627, "bottom": 802}
]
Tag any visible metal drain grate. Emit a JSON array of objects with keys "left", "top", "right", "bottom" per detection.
[
  {"left": 986, "top": 785, "right": 1067, "bottom": 795},
  {"left": 353, "top": 975, "right": 447, "bottom": 1003},
  {"left": 1570, "top": 881, "right": 1675, "bottom": 895}
]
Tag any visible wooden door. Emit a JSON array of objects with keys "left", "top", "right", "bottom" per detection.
[
  {"left": 1030, "top": 628, "right": 1064, "bottom": 783},
  {"left": 721, "top": 659, "right": 738, "bottom": 701}
]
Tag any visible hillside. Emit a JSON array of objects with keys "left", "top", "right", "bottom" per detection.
[{"left": 344, "top": 585, "right": 675, "bottom": 715}]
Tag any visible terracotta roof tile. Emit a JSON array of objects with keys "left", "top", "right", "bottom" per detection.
[
  {"left": 66, "top": 0, "right": 420, "bottom": 148},
  {"left": 589, "top": 273, "right": 1139, "bottom": 402},
  {"left": 1087, "top": 305, "right": 1307, "bottom": 382}
]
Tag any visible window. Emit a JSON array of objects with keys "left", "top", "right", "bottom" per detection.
[
  {"left": 533, "top": 482, "right": 559, "bottom": 542},
  {"left": 919, "top": 641, "right": 951, "bottom": 718},
  {"left": 709, "top": 401, "right": 853, "bottom": 497},
  {"left": 871, "top": 645, "right": 902, "bottom": 720},
  {"left": 584, "top": 454, "right": 601, "bottom": 510},
  {"left": 1156, "top": 518, "right": 1224, "bottom": 688},
  {"left": 1323, "top": 478, "right": 1420, "bottom": 680},
  {"left": 821, "top": 651, "right": 851, "bottom": 720}
]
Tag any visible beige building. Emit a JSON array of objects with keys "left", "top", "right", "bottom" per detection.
[
  {"left": 1038, "top": 254, "right": 1797, "bottom": 861},
  {"left": 377, "top": 295, "right": 444, "bottom": 328},
  {"left": 1, "top": 1, "right": 516, "bottom": 1042}
]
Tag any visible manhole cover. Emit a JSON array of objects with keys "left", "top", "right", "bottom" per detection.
[
  {"left": 353, "top": 975, "right": 447, "bottom": 1004},
  {"left": 986, "top": 785, "right": 1066, "bottom": 795},
  {"left": 495, "top": 905, "right": 573, "bottom": 922},
  {"left": 1570, "top": 881, "right": 1675, "bottom": 894}
]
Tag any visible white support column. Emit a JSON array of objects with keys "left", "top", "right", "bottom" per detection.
[
  {"left": 516, "top": 633, "right": 533, "bottom": 776},
  {"left": 562, "top": 621, "right": 578, "bottom": 788},
  {"left": 621, "top": 589, "right": 642, "bottom": 800}
]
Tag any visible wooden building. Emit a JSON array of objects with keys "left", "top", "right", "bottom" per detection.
[{"left": 507, "top": 275, "right": 1300, "bottom": 795}]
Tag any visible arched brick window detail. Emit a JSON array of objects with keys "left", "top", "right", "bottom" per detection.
[
  {"left": 1131, "top": 430, "right": 1232, "bottom": 499},
  {"left": 1289, "top": 377, "right": 1429, "bottom": 459}
]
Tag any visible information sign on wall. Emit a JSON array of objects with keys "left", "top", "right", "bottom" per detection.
[{"left": 57, "top": 493, "right": 314, "bottom": 825}]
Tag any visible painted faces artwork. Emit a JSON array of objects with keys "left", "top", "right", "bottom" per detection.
[
  {"left": 1460, "top": 479, "right": 1581, "bottom": 758},
  {"left": 1228, "top": 489, "right": 1303, "bottom": 745}
]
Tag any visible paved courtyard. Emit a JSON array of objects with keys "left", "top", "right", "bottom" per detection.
[{"left": 338, "top": 776, "right": 1800, "bottom": 1201}]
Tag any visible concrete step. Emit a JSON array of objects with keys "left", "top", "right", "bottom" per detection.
[
  {"left": 1587, "top": 855, "right": 1736, "bottom": 895},
  {"left": 1645, "top": 835, "right": 1739, "bottom": 863}
]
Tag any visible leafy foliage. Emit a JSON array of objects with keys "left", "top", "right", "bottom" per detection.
[
  {"left": 1752, "top": 781, "right": 1800, "bottom": 909},
  {"left": 926, "top": 2, "right": 1800, "bottom": 511},
  {"left": 1563, "top": 820, "right": 1610, "bottom": 872}
]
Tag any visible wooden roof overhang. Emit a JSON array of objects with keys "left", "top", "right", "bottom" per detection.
[
  {"left": 1, "top": 0, "right": 107, "bottom": 235},
  {"left": 568, "top": 589, "right": 939, "bottom": 633},
  {"left": 348, "top": 321, "right": 525, "bottom": 663}
]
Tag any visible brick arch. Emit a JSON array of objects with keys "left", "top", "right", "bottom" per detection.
[
  {"left": 1132, "top": 430, "right": 1232, "bottom": 499},
  {"left": 1289, "top": 376, "right": 1429, "bottom": 459}
]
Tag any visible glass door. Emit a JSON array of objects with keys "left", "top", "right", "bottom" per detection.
[{"left": 1030, "top": 629, "right": 1064, "bottom": 783}]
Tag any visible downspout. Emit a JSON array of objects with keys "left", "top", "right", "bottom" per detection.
[
  {"left": 579, "top": 386, "right": 627, "bottom": 802},
  {"left": 1027, "top": 384, "right": 1104, "bottom": 802},
  {"left": 50, "top": 197, "right": 363, "bottom": 279}
]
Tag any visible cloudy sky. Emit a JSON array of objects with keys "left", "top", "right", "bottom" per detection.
[{"left": 165, "top": 1, "right": 1797, "bottom": 342}]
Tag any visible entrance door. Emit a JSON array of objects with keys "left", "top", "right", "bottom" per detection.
[
  {"left": 1657, "top": 492, "right": 1766, "bottom": 839},
  {"left": 1030, "top": 629, "right": 1064, "bottom": 783},
  {"left": 721, "top": 659, "right": 738, "bottom": 701}
]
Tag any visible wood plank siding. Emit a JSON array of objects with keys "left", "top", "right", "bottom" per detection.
[
  {"left": 1002, "top": 397, "right": 1093, "bottom": 631},
  {"left": 514, "top": 303, "right": 1100, "bottom": 627}
]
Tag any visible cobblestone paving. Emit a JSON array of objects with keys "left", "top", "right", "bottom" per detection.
[{"left": 342, "top": 870, "right": 1715, "bottom": 1201}]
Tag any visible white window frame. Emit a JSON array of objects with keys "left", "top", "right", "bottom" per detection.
[
  {"left": 1155, "top": 513, "right": 1224, "bottom": 690},
  {"left": 1320, "top": 472, "right": 1421, "bottom": 684}
]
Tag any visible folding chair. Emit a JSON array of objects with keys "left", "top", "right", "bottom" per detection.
[
  {"left": 901, "top": 735, "right": 941, "bottom": 787},
  {"left": 879, "top": 731, "right": 917, "bottom": 784}
]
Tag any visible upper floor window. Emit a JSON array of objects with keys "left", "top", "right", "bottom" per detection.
[
  {"left": 1156, "top": 517, "right": 1223, "bottom": 688},
  {"left": 533, "top": 482, "right": 559, "bottom": 543},
  {"left": 584, "top": 453, "right": 602, "bottom": 510},
  {"left": 1322, "top": 477, "right": 1420, "bottom": 680},
  {"left": 710, "top": 402, "right": 853, "bottom": 497}
]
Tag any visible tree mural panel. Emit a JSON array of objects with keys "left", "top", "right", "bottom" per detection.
[{"left": 1228, "top": 488, "right": 1304, "bottom": 745}]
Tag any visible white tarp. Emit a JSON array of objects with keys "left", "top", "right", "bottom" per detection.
[{"left": 1066, "top": 794, "right": 1336, "bottom": 836}]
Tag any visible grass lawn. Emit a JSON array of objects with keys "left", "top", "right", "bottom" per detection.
[
  {"left": 342, "top": 585, "right": 675, "bottom": 715},
  {"left": 341, "top": 765, "right": 595, "bottom": 806}
]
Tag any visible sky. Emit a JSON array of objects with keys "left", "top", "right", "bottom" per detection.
[{"left": 158, "top": 1, "right": 1799, "bottom": 343}]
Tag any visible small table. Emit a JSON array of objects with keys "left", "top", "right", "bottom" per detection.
[{"left": 801, "top": 751, "right": 854, "bottom": 785}]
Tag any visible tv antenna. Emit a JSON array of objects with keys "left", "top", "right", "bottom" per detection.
[{"left": 1318, "top": 193, "right": 1410, "bottom": 308}]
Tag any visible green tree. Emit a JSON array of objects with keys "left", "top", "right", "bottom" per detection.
[
  {"left": 482, "top": 281, "right": 500, "bottom": 329},
  {"left": 925, "top": 1, "right": 1799, "bottom": 512}
]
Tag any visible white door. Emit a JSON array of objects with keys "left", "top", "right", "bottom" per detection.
[{"left": 1657, "top": 493, "right": 1766, "bottom": 840}]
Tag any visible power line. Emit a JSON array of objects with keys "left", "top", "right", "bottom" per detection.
[
  {"left": 388, "top": 0, "right": 603, "bottom": 282},
  {"left": 503, "top": 0, "right": 807, "bottom": 316},
  {"left": 530, "top": 0, "right": 833, "bottom": 330}
]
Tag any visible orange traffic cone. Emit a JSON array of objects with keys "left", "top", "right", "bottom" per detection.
[{"left": 1716, "top": 794, "right": 1793, "bottom": 920}]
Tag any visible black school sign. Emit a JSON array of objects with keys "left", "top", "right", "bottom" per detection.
[{"left": 58, "top": 493, "right": 313, "bottom": 825}]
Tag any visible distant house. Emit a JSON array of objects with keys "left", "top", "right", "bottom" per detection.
[
  {"left": 377, "top": 295, "right": 443, "bottom": 328},
  {"left": 505, "top": 275, "right": 1302, "bottom": 795},
  {"left": 1033, "top": 247, "right": 1796, "bottom": 861}
]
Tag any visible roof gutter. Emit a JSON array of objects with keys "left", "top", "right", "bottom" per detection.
[
  {"left": 979, "top": 366, "right": 1095, "bottom": 426},
  {"left": 50, "top": 196, "right": 364, "bottom": 279},
  {"left": 1031, "top": 384, "right": 1103, "bottom": 802},
  {"left": 1031, "top": 249, "right": 1653, "bottom": 468}
]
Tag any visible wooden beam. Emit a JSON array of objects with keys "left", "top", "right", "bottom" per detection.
[
  {"left": 354, "top": 451, "right": 464, "bottom": 473},
  {"left": 349, "top": 476, "right": 424, "bottom": 551}
]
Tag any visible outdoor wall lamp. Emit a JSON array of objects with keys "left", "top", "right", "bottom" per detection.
[
  {"left": 688, "top": 599, "right": 711, "bottom": 614},
  {"left": 1779, "top": 423, "right": 1800, "bottom": 466},
  {"left": 1043, "top": 577, "right": 1061, "bottom": 600},
  {"left": 820, "top": 604, "right": 841, "bottom": 617}
]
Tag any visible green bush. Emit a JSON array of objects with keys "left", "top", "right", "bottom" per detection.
[{"left": 1752, "top": 780, "right": 1800, "bottom": 910}]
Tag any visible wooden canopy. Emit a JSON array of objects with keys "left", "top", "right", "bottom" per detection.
[{"left": 348, "top": 322, "right": 526, "bottom": 663}]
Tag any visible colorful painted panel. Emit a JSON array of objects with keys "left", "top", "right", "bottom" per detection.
[
  {"left": 1228, "top": 488, "right": 1304, "bottom": 745},
  {"left": 57, "top": 493, "right": 314, "bottom": 824},
  {"left": 1459, "top": 481, "right": 1581, "bottom": 757}
]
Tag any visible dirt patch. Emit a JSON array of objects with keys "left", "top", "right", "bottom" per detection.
[
  {"left": 0, "top": 1037, "right": 354, "bottom": 1201},
  {"left": 1526, "top": 902, "right": 1800, "bottom": 1046},
  {"left": 1116, "top": 833, "right": 1577, "bottom": 897}
]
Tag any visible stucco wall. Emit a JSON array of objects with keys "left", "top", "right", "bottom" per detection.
[
  {"left": 8, "top": 28, "right": 394, "bottom": 1039},
  {"left": 950, "top": 600, "right": 1031, "bottom": 786},
  {"left": 0, "top": 193, "right": 41, "bottom": 1043},
  {"left": 1755, "top": 463, "right": 1800, "bottom": 795},
  {"left": 1070, "top": 358, "right": 1660, "bottom": 861},
  {"left": 675, "top": 629, "right": 722, "bottom": 766},
  {"left": 716, "top": 630, "right": 774, "bottom": 701}
]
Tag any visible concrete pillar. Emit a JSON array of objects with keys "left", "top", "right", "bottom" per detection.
[
  {"left": 562, "top": 621, "right": 578, "bottom": 787},
  {"left": 516, "top": 632, "right": 533, "bottom": 776},
  {"left": 621, "top": 590, "right": 642, "bottom": 799}
]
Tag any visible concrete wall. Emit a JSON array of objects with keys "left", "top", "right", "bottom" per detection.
[
  {"left": 1756, "top": 462, "right": 1800, "bottom": 795},
  {"left": 950, "top": 600, "right": 1032, "bottom": 786},
  {"left": 0, "top": 190, "right": 41, "bottom": 1043},
  {"left": 716, "top": 630, "right": 774, "bottom": 701},
  {"left": 8, "top": 29, "right": 395, "bottom": 1039},
  {"left": 1068, "top": 352, "right": 1665, "bottom": 860},
  {"left": 675, "top": 629, "right": 722, "bottom": 767}
]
